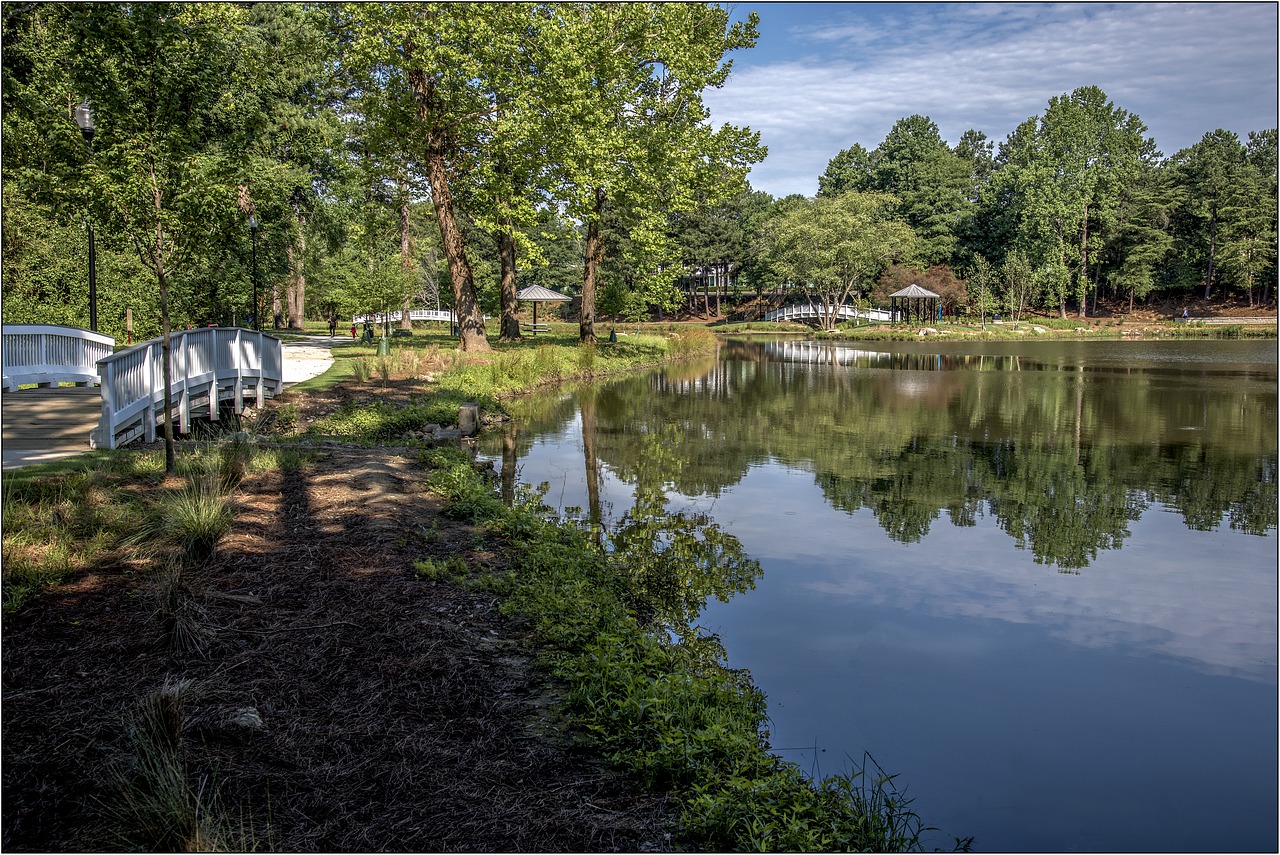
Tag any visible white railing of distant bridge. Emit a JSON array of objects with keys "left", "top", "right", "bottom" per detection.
[
  {"left": 2, "top": 324, "right": 116, "bottom": 391},
  {"left": 93, "top": 327, "right": 282, "bottom": 450},
  {"left": 763, "top": 304, "right": 893, "bottom": 324},
  {"left": 765, "top": 340, "right": 893, "bottom": 365},
  {"left": 353, "top": 309, "right": 487, "bottom": 325}
]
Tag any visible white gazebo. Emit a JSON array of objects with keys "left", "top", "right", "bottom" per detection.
[
  {"left": 516, "top": 285, "right": 571, "bottom": 333},
  {"left": 889, "top": 283, "right": 941, "bottom": 325}
]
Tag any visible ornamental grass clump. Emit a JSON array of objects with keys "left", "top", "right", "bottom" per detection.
[
  {"left": 102, "top": 679, "right": 260, "bottom": 852},
  {"left": 152, "top": 560, "right": 211, "bottom": 654},
  {"left": 131, "top": 477, "right": 232, "bottom": 562}
]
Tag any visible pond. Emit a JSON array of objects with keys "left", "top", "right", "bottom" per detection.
[{"left": 478, "top": 338, "right": 1277, "bottom": 852}]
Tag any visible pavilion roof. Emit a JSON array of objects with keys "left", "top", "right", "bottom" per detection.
[
  {"left": 889, "top": 283, "right": 941, "bottom": 299},
  {"left": 516, "top": 285, "right": 571, "bottom": 302}
]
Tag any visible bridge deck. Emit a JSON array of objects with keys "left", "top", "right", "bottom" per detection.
[{"left": 2, "top": 387, "right": 101, "bottom": 467}]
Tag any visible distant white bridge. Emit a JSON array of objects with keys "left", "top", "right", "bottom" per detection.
[
  {"left": 352, "top": 309, "right": 486, "bottom": 325},
  {"left": 763, "top": 303, "right": 892, "bottom": 325}
]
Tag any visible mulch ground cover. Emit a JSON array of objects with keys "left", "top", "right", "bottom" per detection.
[{"left": 2, "top": 447, "right": 672, "bottom": 852}]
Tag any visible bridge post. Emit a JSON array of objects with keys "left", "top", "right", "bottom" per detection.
[
  {"left": 95, "top": 359, "right": 114, "bottom": 449},
  {"left": 142, "top": 341, "right": 156, "bottom": 443},
  {"left": 255, "top": 332, "right": 265, "bottom": 408},
  {"left": 178, "top": 339, "right": 191, "bottom": 435}
]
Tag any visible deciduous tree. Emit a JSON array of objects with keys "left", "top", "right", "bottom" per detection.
[{"left": 768, "top": 192, "right": 917, "bottom": 330}]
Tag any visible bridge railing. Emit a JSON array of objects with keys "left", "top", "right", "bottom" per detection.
[
  {"left": 353, "top": 309, "right": 486, "bottom": 325},
  {"left": 763, "top": 304, "right": 893, "bottom": 324},
  {"left": 2, "top": 324, "right": 115, "bottom": 391},
  {"left": 94, "top": 327, "right": 282, "bottom": 450}
]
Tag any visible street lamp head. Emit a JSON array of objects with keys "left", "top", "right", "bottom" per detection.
[
  {"left": 74, "top": 100, "right": 95, "bottom": 141},
  {"left": 248, "top": 214, "right": 258, "bottom": 231}
]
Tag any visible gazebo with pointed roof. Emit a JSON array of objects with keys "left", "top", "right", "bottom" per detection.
[
  {"left": 889, "top": 283, "right": 941, "bottom": 325},
  {"left": 516, "top": 285, "right": 571, "bottom": 333}
]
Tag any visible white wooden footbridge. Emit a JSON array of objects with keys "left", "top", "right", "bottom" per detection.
[
  {"left": 2, "top": 324, "right": 283, "bottom": 467},
  {"left": 763, "top": 303, "right": 892, "bottom": 325}
]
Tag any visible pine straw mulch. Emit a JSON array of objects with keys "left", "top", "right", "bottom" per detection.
[{"left": 1, "top": 448, "right": 673, "bottom": 852}]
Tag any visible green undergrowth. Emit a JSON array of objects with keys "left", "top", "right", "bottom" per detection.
[
  {"left": 435, "top": 328, "right": 716, "bottom": 402},
  {"left": 420, "top": 445, "right": 969, "bottom": 852},
  {"left": 4, "top": 437, "right": 311, "bottom": 848},
  {"left": 1156, "top": 322, "right": 1274, "bottom": 339},
  {"left": 821, "top": 319, "right": 1273, "bottom": 341},
  {"left": 2, "top": 454, "right": 156, "bottom": 614},
  {"left": 299, "top": 329, "right": 717, "bottom": 445},
  {"left": 2, "top": 439, "right": 315, "bottom": 616},
  {"left": 307, "top": 394, "right": 479, "bottom": 443}
]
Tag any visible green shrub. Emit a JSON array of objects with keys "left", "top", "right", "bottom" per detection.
[
  {"left": 422, "top": 455, "right": 965, "bottom": 851},
  {"left": 413, "top": 555, "right": 468, "bottom": 581}
]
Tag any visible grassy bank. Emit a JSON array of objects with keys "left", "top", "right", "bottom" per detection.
[
  {"left": 286, "top": 326, "right": 718, "bottom": 445},
  {"left": 1, "top": 436, "right": 963, "bottom": 851},
  {"left": 1, "top": 440, "right": 300, "bottom": 617},
  {"left": 424, "top": 445, "right": 968, "bottom": 851}
]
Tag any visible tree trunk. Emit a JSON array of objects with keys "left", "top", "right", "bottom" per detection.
[
  {"left": 146, "top": 167, "right": 177, "bottom": 473},
  {"left": 1204, "top": 216, "right": 1217, "bottom": 299},
  {"left": 270, "top": 280, "right": 283, "bottom": 329},
  {"left": 1078, "top": 205, "right": 1089, "bottom": 318},
  {"left": 498, "top": 224, "right": 521, "bottom": 341},
  {"left": 286, "top": 209, "right": 306, "bottom": 329},
  {"left": 580, "top": 188, "right": 605, "bottom": 344},
  {"left": 157, "top": 261, "right": 176, "bottom": 474},
  {"left": 408, "top": 66, "right": 490, "bottom": 353},
  {"left": 399, "top": 188, "right": 415, "bottom": 330}
]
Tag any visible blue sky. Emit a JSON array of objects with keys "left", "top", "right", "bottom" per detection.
[{"left": 704, "top": 2, "right": 1279, "bottom": 198}]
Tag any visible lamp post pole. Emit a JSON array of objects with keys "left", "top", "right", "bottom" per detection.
[
  {"left": 74, "top": 100, "right": 97, "bottom": 332},
  {"left": 248, "top": 214, "right": 259, "bottom": 331}
]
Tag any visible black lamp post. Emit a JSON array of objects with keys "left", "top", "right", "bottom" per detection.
[
  {"left": 74, "top": 100, "right": 97, "bottom": 332},
  {"left": 248, "top": 213, "right": 259, "bottom": 331}
]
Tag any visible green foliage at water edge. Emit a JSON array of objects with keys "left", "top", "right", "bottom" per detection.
[{"left": 421, "top": 445, "right": 969, "bottom": 852}]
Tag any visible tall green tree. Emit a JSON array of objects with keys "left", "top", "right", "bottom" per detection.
[
  {"left": 336, "top": 3, "right": 543, "bottom": 352},
  {"left": 1171, "top": 129, "right": 1251, "bottom": 300},
  {"left": 817, "top": 144, "right": 875, "bottom": 197},
  {"left": 767, "top": 191, "right": 917, "bottom": 330},
  {"left": 243, "top": 3, "right": 342, "bottom": 330},
  {"left": 547, "top": 4, "right": 764, "bottom": 342},
  {"left": 1217, "top": 129, "right": 1278, "bottom": 306},
  {"left": 992, "top": 86, "right": 1153, "bottom": 317},
  {"left": 1104, "top": 155, "right": 1175, "bottom": 312},
  {"left": 65, "top": 3, "right": 271, "bottom": 472}
]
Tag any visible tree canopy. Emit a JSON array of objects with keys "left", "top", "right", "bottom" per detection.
[{"left": 3, "top": 7, "right": 1275, "bottom": 344}]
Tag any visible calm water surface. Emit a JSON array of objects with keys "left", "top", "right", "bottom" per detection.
[{"left": 478, "top": 339, "right": 1278, "bottom": 852}]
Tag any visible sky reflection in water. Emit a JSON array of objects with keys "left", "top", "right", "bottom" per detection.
[{"left": 480, "top": 339, "right": 1277, "bottom": 852}]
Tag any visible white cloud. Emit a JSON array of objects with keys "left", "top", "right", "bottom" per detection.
[{"left": 708, "top": 2, "right": 1279, "bottom": 197}]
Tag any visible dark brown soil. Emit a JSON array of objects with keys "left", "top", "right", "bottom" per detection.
[{"left": 1, "top": 447, "right": 672, "bottom": 852}]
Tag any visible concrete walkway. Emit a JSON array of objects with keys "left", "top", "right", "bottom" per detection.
[{"left": 1, "top": 336, "right": 345, "bottom": 471}]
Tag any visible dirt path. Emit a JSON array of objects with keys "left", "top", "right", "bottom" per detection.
[{"left": 2, "top": 449, "right": 670, "bottom": 852}]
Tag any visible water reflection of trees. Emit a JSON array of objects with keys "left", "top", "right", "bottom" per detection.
[{"left": 495, "top": 341, "right": 1276, "bottom": 570}]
